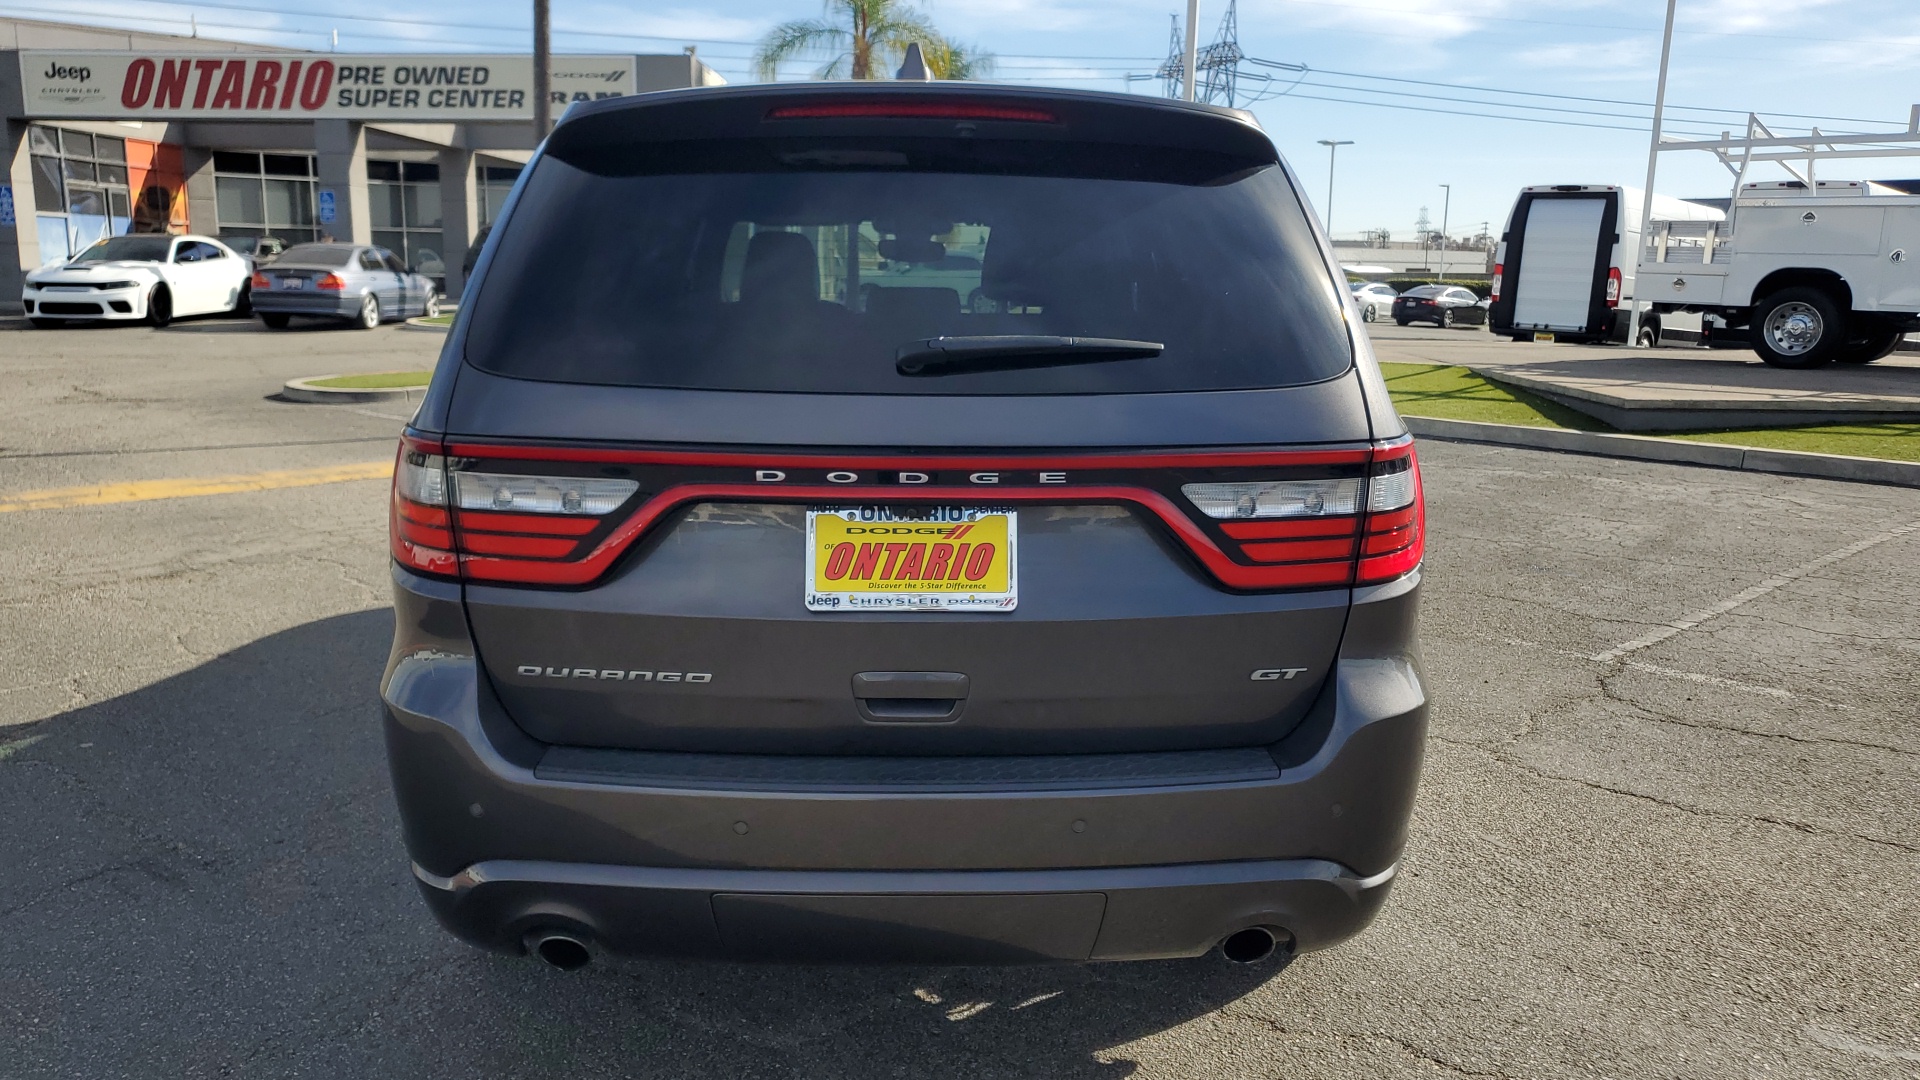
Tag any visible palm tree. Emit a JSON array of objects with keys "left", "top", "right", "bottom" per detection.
[{"left": 754, "top": 0, "right": 994, "bottom": 81}]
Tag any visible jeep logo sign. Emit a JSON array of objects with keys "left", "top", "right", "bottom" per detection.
[{"left": 17, "top": 50, "right": 637, "bottom": 120}]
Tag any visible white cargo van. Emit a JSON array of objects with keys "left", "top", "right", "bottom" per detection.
[{"left": 1488, "top": 185, "right": 1722, "bottom": 345}]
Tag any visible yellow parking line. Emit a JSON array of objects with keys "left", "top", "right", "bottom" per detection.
[{"left": 0, "top": 461, "right": 393, "bottom": 513}]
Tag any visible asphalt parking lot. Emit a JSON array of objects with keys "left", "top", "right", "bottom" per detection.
[{"left": 3, "top": 318, "right": 1918, "bottom": 1079}]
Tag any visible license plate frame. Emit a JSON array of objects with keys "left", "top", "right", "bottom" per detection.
[
  {"left": 284, "top": 278, "right": 304, "bottom": 290},
  {"left": 805, "top": 507, "right": 1018, "bottom": 612}
]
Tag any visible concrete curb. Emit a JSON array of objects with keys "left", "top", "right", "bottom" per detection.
[
  {"left": 401, "top": 316, "right": 451, "bottom": 332},
  {"left": 1469, "top": 365, "right": 1920, "bottom": 432},
  {"left": 281, "top": 373, "right": 429, "bottom": 405},
  {"left": 1402, "top": 415, "right": 1920, "bottom": 489}
]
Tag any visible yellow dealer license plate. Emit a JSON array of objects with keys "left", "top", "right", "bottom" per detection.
[
  {"left": 806, "top": 507, "right": 1018, "bottom": 612},
  {"left": 1533, "top": 332, "right": 1556, "bottom": 342}
]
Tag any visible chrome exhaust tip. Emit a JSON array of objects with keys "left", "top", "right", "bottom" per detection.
[
  {"left": 528, "top": 932, "right": 593, "bottom": 971},
  {"left": 1220, "top": 927, "right": 1279, "bottom": 965}
]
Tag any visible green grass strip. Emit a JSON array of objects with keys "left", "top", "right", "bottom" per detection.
[
  {"left": 1381, "top": 361, "right": 1920, "bottom": 463},
  {"left": 1666, "top": 423, "right": 1920, "bottom": 463},
  {"left": 415, "top": 314, "right": 455, "bottom": 326},
  {"left": 305, "top": 371, "right": 432, "bottom": 389},
  {"left": 1378, "top": 362, "right": 1606, "bottom": 430}
]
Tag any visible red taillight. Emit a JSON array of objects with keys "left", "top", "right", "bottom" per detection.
[
  {"left": 391, "top": 441, "right": 1423, "bottom": 591},
  {"left": 316, "top": 272, "right": 346, "bottom": 291},
  {"left": 390, "top": 437, "right": 456, "bottom": 577},
  {"left": 1355, "top": 441, "right": 1424, "bottom": 585},
  {"left": 388, "top": 435, "right": 642, "bottom": 584},
  {"left": 767, "top": 101, "right": 1058, "bottom": 123},
  {"left": 1490, "top": 264, "right": 1503, "bottom": 301},
  {"left": 250, "top": 271, "right": 270, "bottom": 289},
  {"left": 1176, "top": 438, "right": 1424, "bottom": 588},
  {"left": 1605, "top": 267, "right": 1622, "bottom": 308}
]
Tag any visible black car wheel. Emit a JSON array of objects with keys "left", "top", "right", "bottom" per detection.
[
  {"left": 232, "top": 285, "right": 252, "bottom": 318},
  {"left": 1835, "top": 324, "right": 1903, "bottom": 365},
  {"left": 29, "top": 317, "right": 65, "bottom": 329},
  {"left": 146, "top": 286, "right": 172, "bottom": 328},
  {"left": 260, "top": 313, "right": 291, "bottom": 330},
  {"left": 1394, "top": 317, "right": 1409, "bottom": 326},
  {"left": 1440, "top": 309, "right": 1455, "bottom": 329}
]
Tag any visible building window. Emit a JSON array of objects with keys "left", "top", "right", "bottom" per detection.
[
  {"left": 368, "top": 159, "right": 445, "bottom": 280},
  {"left": 479, "top": 165, "right": 522, "bottom": 228},
  {"left": 213, "top": 152, "right": 319, "bottom": 246},
  {"left": 27, "top": 125, "right": 132, "bottom": 265}
]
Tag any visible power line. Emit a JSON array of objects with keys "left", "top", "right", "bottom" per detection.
[{"left": 11, "top": 1, "right": 1910, "bottom": 142}]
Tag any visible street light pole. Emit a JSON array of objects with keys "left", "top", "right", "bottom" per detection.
[
  {"left": 1182, "top": 0, "right": 1200, "bottom": 101},
  {"left": 1629, "top": 0, "right": 1679, "bottom": 348},
  {"left": 1317, "top": 139, "right": 1354, "bottom": 239},
  {"left": 1436, "top": 183, "right": 1451, "bottom": 284},
  {"left": 532, "top": 0, "right": 552, "bottom": 139}
]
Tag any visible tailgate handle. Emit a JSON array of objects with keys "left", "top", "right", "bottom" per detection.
[{"left": 852, "top": 671, "right": 968, "bottom": 724}]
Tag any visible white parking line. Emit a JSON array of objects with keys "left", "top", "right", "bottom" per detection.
[{"left": 1591, "top": 520, "right": 1920, "bottom": 663}]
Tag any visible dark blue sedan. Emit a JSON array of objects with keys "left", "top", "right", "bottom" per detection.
[{"left": 252, "top": 243, "right": 440, "bottom": 330}]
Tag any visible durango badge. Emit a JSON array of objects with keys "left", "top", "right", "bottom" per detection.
[{"left": 517, "top": 666, "right": 712, "bottom": 683}]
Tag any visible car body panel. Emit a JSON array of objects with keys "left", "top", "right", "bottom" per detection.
[
  {"left": 252, "top": 243, "right": 438, "bottom": 322},
  {"left": 1349, "top": 281, "right": 1398, "bottom": 321},
  {"left": 385, "top": 82, "right": 1426, "bottom": 965},
  {"left": 1391, "top": 285, "right": 1488, "bottom": 327},
  {"left": 23, "top": 234, "right": 249, "bottom": 322}
]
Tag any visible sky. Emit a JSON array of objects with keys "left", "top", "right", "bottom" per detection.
[{"left": 25, "top": 0, "right": 1920, "bottom": 241}]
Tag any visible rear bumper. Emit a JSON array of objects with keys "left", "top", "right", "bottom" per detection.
[
  {"left": 252, "top": 291, "right": 363, "bottom": 316},
  {"left": 381, "top": 567, "right": 1427, "bottom": 963},
  {"left": 411, "top": 856, "right": 1394, "bottom": 963}
]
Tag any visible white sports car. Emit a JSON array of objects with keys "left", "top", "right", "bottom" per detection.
[{"left": 24, "top": 234, "right": 253, "bottom": 329}]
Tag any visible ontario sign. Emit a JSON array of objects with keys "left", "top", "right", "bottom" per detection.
[{"left": 19, "top": 51, "right": 637, "bottom": 120}]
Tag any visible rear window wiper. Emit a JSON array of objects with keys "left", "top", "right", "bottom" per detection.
[{"left": 895, "top": 336, "right": 1165, "bottom": 378}]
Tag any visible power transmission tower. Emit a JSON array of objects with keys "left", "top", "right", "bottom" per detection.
[
  {"left": 1131, "top": 0, "right": 1251, "bottom": 106},
  {"left": 1148, "top": 15, "right": 1186, "bottom": 100},
  {"left": 1195, "top": 0, "right": 1243, "bottom": 107}
]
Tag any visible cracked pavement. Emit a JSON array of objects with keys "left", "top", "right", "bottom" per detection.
[{"left": 2, "top": 321, "right": 1918, "bottom": 1078}]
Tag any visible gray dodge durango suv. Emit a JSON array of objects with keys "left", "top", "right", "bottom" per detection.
[{"left": 382, "top": 83, "right": 1427, "bottom": 969}]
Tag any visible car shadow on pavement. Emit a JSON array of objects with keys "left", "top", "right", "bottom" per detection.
[{"left": 0, "top": 610, "right": 1283, "bottom": 1078}]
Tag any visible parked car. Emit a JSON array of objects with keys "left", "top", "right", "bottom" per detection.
[
  {"left": 250, "top": 243, "right": 440, "bottom": 330},
  {"left": 1349, "top": 281, "right": 1398, "bottom": 323},
  {"left": 23, "top": 233, "right": 251, "bottom": 329},
  {"left": 1392, "top": 284, "right": 1487, "bottom": 328},
  {"left": 384, "top": 82, "right": 1428, "bottom": 970},
  {"left": 223, "top": 235, "right": 289, "bottom": 266}
]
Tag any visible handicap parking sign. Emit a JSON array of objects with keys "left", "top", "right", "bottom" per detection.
[{"left": 318, "top": 189, "right": 336, "bottom": 225}]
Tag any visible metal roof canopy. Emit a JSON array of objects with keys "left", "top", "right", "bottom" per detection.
[{"left": 1656, "top": 105, "right": 1920, "bottom": 189}]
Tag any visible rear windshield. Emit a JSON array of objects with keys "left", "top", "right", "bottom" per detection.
[
  {"left": 468, "top": 136, "right": 1351, "bottom": 395},
  {"left": 275, "top": 244, "right": 355, "bottom": 267}
]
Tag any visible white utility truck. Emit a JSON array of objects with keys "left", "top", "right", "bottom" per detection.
[
  {"left": 1635, "top": 111, "right": 1920, "bottom": 367},
  {"left": 1488, "top": 185, "right": 1722, "bottom": 346}
]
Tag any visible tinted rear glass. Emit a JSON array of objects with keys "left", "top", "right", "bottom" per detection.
[
  {"left": 275, "top": 244, "right": 356, "bottom": 267},
  {"left": 466, "top": 136, "right": 1351, "bottom": 395}
]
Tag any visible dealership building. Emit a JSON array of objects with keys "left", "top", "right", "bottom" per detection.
[{"left": 0, "top": 16, "right": 723, "bottom": 311}]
